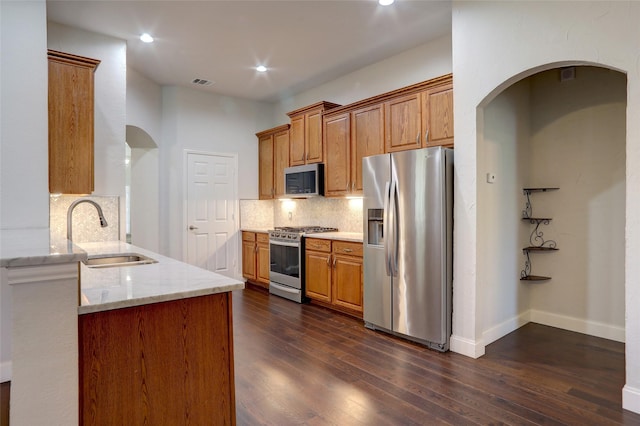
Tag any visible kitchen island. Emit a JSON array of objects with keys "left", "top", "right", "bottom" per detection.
[{"left": 1, "top": 231, "right": 243, "bottom": 425}]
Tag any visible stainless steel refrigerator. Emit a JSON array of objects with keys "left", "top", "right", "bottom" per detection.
[{"left": 363, "top": 146, "right": 453, "bottom": 351}]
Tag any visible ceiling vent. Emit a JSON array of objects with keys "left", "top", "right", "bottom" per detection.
[{"left": 191, "top": 78, "right": 214, "bottom": 86}]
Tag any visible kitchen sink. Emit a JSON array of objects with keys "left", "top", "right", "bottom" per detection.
[{"left": 83, "top": 253, "right": 158, "bottom": 268}]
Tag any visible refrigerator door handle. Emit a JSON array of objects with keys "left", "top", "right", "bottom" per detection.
[
  {"left": 383, "top": 180, "right": 391, "bottom": 277},
  {"left": 390, "top": 176, "right": 399, "bottom": 277}
]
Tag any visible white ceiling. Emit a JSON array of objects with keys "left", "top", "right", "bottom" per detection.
[{"left": 46, "top": 0, "right": 452, "bottom": 103}]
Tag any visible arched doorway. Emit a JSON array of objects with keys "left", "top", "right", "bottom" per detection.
[
  {"left": 476, "top": 65, "right": 626, "bottom": 344},
  {"left": 126, "top": 125, "right": 160, "bottom": 252}
]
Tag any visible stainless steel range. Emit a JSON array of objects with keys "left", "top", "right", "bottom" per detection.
[{"left": 269, "top": 226, "right": 338, "bottom": 303}]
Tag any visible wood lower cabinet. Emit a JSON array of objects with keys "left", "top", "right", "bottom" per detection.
[
  {"left": 48, "top": 49, "right": 100, "bottom": 194},
  {"left": 257, "top": 125, "right": 290, "bottom": 200},
  {"left": 79, "top": 293, "right": 236, "bottom": 425},
  {"left": 242, "top": 231, "right": 270, "bottom": 288},
  {"left": 305, "top": 238, "right": 363, "bottom": 316}
]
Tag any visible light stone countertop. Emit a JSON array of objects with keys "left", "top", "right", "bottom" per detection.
[
  {"left": 0, "top": 228, "right": 87, "bottom": 267},
  {"left": 241, "top": 228, "right": 271, "bottom": 234},
  {"left": 77, "top": 241, "right": 244, "bottom": 314},
  {"left": 306, "top": 232, "right": 363, "bottom": 243}
]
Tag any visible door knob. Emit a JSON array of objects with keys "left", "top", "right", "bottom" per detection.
[{"left": 189, "top": 225, "right": 198, "bottom": 230}]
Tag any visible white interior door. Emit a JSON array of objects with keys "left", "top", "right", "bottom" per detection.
[{"left": 185, "top": 152, "right": 238, "bottom": 278}]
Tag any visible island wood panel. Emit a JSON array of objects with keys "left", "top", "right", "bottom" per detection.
[{"left": 79, "top": 293, "right": 235, "bottom": 426}]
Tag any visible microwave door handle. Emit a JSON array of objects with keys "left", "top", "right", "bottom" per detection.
[{"left": 383, "top": 180, "right": 391, "bottom": 277}]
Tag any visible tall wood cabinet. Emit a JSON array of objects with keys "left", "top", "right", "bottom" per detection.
[
  {"left": 242, "top": 231, "right": 270, "bottom": 288},
  {"left": 256, "top": 124, "right": 290, "bottom": 200},
  {"left": 287, "top": 101, "right": 340, "bottom": 166},
  {"left": 323, "top": 104, "right": 385, "bottom": 197},
  {"left": 305, "top": 238, "right": 363, "bottom": 317},
  {"left": 48, "top": 49, "right": 100, "bottom": 194}
]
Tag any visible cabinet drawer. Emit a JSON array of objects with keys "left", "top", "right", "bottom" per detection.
[
  {"left": 242, "top": 231, "right": 256, "bottom": 242},
  {"left": 333, "top": 241, "right": 363, "bottom": 257},
  {"left": 305, "top": 238, "right": 331, "bottom": 252},
  {"left": 256, "top": 232, "right": 269, "bottom": 244}
]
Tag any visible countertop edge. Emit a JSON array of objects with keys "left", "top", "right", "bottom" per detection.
[
  {"left": 306, "top": 232, "right": 363, "bottom": 243},
  {"left": 78, "top": 282, "right": 245, "bottom": 315}
]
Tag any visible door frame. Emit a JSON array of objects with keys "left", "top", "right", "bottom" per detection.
[{"left": 182, "top": 149, "right": 240, "bottom": 278}]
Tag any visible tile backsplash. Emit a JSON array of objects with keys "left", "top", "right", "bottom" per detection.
[
  {"left": 240, "top": 197, "right": 363, "bottom": 233},
  {"left": 50, "top": 195, "right": 120, "bottom": 243}
]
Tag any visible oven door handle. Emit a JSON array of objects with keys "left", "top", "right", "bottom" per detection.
[
  {"left": 269, "top": 282, "right": 301, "bottom": 294},
  {"left": 269, "top": 240, "right": 300, "bottom": 248}
]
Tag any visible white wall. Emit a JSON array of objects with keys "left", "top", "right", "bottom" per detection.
[
  {"left": 528, "top": 67, "right": 626, "bottom": 339},
  {"left": 273, "top": 35, "right": 452, "bottom": 122},
  {"left": 452, "top": 0, "right": 640, "bottom": 413},
  {"left": 0, "top": 0, "right": 49, "bottom": 383},
  {"left": 47, "top": 22, "right": 127, "bottom": 240},
  {"left": 127, "top": 67, "right": 162, "bottom": 144},
  {"left": 0, "top": 0, "right": 49, "bottom": 230},
  {"left": 159, "top": 86, "right": 273, "bottom": 259},
  {"left": 478, "top": 79, "right": 532, "bottom": 344}
]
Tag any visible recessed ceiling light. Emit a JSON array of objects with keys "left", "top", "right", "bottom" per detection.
[
  {"left": 379, "top": 0, "right": 394, "bottom": 5},
  {"left": 256, "top": 65, "right": 267, "bottom": 73},
  {"left": 140, "top": 33, "right": 154, "bottom": 43}
]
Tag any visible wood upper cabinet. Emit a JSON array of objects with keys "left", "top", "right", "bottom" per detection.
[
  {"left": 256, "top": 124, "right": 290, "bottom": 200},
  {"left": 323, "top": 112, "right": 351, "bottom": 197},
  {"left": 48, "top": 49, "right": 100, "bottom": 194},
  {"left": 384, "top": 92, "right": 422, "bottom": 153},
  {"left": 242, "top": 231, "right": 270, "bottom": 288},
  {"left": 351, "top": 104, "right": 384, "bottom": 193},
  {"left": 422, "top": 82, "right": 454, "bottom": 147},
  {"left": 287, "top": 101, "right": 340, "bottom": 166},
  {"left": 324, "top": 104, "right": 384, "bottom": 197},
  {"left": 305, "top": 238, "right": 363, "bottom": 316}
]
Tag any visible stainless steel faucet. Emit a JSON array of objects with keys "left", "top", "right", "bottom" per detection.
[{"left": 67, "top": 198, "right": 108, "bottom": 241}]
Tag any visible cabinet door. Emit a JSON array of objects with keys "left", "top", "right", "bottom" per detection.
[
  {"left": 305, "top": 109, "right": 323, "bottom": 164},
  {"left": 324, "top": 112, "right": 351, "bottom": 197},
  {"left": 384, "top": 93, "right": 422, "bottom": 153},
  {"left": 48, "top": 54, "right": 99, "bottom": 194},
  {"left": 273, "top": 129, "right": 290, "bottom": 197},
  {"left": 258, "top": 134, "right": 274, "bottom": 199},
  {"left": 256, "top": 242, "right": 270, "bottom": 286},
  {"left": 351, "top": 104, "right": 384, "bottom": 194},
  {"left": 423, "top": 83, "right": 454, "bottom": 147},
  {"left": 305, "top": 250, "right": 332, "bottom": 302},
  {"left": 242, "top": 239, "right": 257, "bottom": 280},
  {"left": 332, "top": 253, "right": 363, "bottom": 313},
  {"left": 289, "top": 115, "right": 305, "bottom": 166}
]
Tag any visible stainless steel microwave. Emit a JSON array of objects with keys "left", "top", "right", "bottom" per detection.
[{"left": 284, "top": 164, "right": 324, "bottom": 197}]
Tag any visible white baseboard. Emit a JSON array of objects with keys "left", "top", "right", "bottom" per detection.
[
  {"left": 482, "top": 311, "right": 531, "bottom": 345},
  {"left": 450, "top": 334, "right": 485, "bottom": 358},
  {"left": 1, "top": 360, "right": 11, "bottom": 382},
  {"left": 623, "top": 385, "right": 640, "bottom": 415},
  {"left": 530, "top": 309, "right": 625, "bottom": 342}
]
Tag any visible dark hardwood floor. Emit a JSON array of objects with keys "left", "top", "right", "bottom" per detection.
[
  {"left": 233, "top": 287, "right": 640, "bottom": 425},
  {"left": 2, "top": 287, "right": 638, "bottom": 425}
]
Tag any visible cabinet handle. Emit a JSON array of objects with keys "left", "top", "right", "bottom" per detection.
[
  {"left": 255, "top": 244, "right": 258, "bottom": 253},
  {"left": 333, "top": 257, "right": 337, "bottom": 268},
  {"left": 306, "top": 154, "right": 309, "bottom": 160},
  {"left": 326, "top": 255, "right": 331, "bottom": 266},
  {"left": 346, "top": 183, "right": 350, "bottom": 192},
  {"left": 343, "top": 248, "right": 353, "bottom": 253},
  {"left": 416, "top": 132, "right": 420, "bottom": 144},
  {"left": 188, "top": 225, "right": 198, "bottom": 230},
  {"left": 425, "top": 129, "right": 429, "bottom": 142},
  {"left": 352, "top": 181, "right": 356, "bottom": 192}
]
